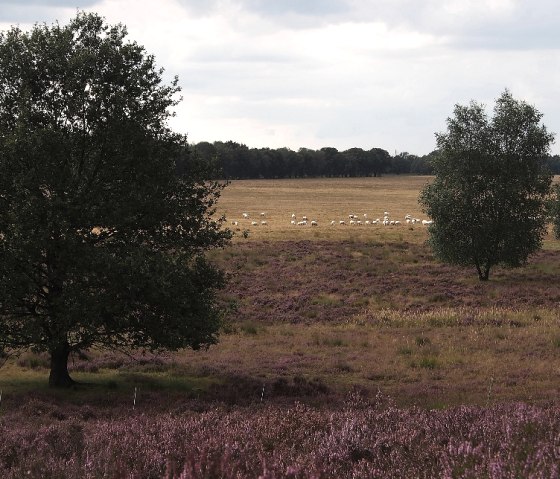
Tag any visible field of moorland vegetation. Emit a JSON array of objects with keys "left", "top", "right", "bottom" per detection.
[{"left": 2, "top": 176, "right": 560, "bottom": 478}]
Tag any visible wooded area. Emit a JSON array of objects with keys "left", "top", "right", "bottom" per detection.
[{"left": 192, "top": 141, "right": 560, "bottom": 179}]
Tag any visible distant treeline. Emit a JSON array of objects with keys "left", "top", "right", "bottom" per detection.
[
  {"left": 191, "top": 141, "right": 560, "bottom": 179},
  {"left": 191, "top": 141, "right": 435, "bottom": 179}
]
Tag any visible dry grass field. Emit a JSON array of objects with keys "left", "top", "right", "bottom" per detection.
[
  {"left": 218, "top": 175, "right": 560, "bottom": 247},
  {"left": 217, "top": 176, "right": 434, "bottom": 242}
]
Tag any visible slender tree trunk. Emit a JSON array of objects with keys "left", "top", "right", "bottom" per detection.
[
  {"left": 49, "top": 341, "right": 75, "bottom": 388},
  {"left": 475, "top": 262, "right": 483, "bottom": 280},
  {"left": 478, "top": 263, "right": 491, "bottom": 281},
  {"left": 475, "top": 259, "right": 491, "bottom": 281}
]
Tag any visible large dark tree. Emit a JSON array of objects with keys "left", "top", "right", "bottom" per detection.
[
  {"left": 0, "top": 13, "right": 231, "bottom": 387},
  {"left": 419, "top": 90, "right": 554, "bottom": 281}
]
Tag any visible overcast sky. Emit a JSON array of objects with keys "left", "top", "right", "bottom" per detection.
[{"left": 1, "top": 0, "right": 559, "bottom": 155}]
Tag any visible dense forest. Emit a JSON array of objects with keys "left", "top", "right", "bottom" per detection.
[{"left": 191, "top": 141, "right": 560, "bottom": 179}]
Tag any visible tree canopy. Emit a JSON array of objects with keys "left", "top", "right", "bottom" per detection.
[
  {"left": 191, "top": 141, "right": 433, "bottom": 179},
  {"left": 419, "top": 90, "right": 554, "bottom": 281},
  {"left": 0, "top": 12, "right": 231, "bottom": 387}
]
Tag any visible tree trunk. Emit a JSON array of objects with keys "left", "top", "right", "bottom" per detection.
[
  {"left": 49, "top": 341, "right": 75, "bottom": 388},
  {"left": 478, "top": 264, "right": 491, "bottom": 281},
  {"left": 475, "top": 261, "right": 491, "bottom": 281}
]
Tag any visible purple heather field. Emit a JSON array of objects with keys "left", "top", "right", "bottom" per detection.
[
  {"left": 3, "top": 240, "right": 560, "bottom": 478},
  {"left": 1, "top": 392, "right": 560, "bottom": 478}
]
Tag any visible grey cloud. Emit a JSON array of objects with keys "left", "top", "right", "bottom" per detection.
[
  {"left": 174, "top": 0, "right": 560, "bottom": 49},
  {"left": 176, "top": 0, "right": 349, "bottom": 16},
  {"left": 175, "top": 0, "right": 351, "bottom": 29},
  {"left": 449, "top": 27, "right": 560, "bottom": 51},
  {"left": 452, "top": 10, "right": 560, "bottom": 50},
  {"left": 0, "top": 1, "right": 98, "bottom": 24},
  {"left": 173, "top": 0, "right": 220, "bottom": 15},
  {"left": 0, "top": 0, "right": 96, "bottom": 5},
  {"left": 243, "top": 0, "right": 350, "bottom": 17},
  {"left": 187, "top": 45, "right": 298, "bottom": 65},
  {"left": 347, "top": 0, "right": 560, "bottom": 50}
]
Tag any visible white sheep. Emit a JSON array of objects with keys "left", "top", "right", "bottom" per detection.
[
  {"left": 260, "top": 212, "right": 266, "bottom": 217},
  {"left": 242, "top": 212, "right": 249, "bottom": 219},
  {"left": 331, "top": 220, "right": 336, "bottom": 226},
  {"left": 311, "top": 220, "right": 318, "bottom": 226},
  {"left": 251, "top": 221, "right": 258, "bottom": 226},
  {"left": 261, "top": 220, "right": 268, "bottom": 225},
  {"left": 339, "top": 220, "right": 346, "bottom": 225},
  {"left": 422, "top": 219, "right": 433, "bottom": 226}
]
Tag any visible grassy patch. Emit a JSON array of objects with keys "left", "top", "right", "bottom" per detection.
[
  {"left": 415, "top": 336, "right": 431, "bottom": 347},
  {"left": 2, "top": 314, "right": 560, "bottom": 409},
  {"left": 239, "top": 321, "right": 261, "bottom": 335},
  {"left": 322, "top": 337, "right": 346, "bottom": 347},
  {"left": 417, "top": 357, "right": 439, "bottom": 369},
  {"left": 311, "top": 293, "right": 342, "bottom": 306}
]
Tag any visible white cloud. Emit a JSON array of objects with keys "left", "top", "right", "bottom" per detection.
[{"left": 2, "top": 0, "right": 560, "bottom": 154}]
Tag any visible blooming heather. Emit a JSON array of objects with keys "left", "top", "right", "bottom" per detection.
[{"left": 1, "top": 393, "right": 559, "bottom": 478}]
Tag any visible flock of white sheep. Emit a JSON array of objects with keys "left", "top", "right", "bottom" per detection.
[
  {"left": 230, "top": 212, "right": 433, "bottom": 228},
  {"left": 230, "top": 212, "right": 269, "bottom": 227}
]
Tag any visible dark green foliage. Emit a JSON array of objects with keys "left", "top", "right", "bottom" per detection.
[
  {"left": 0, "top": 12, "right": 231, "bottom": 386},
  {"left": 550, "top": 185, "right": 560, "bottom": 239},
  {"left": 419, "top": 90, "right": 554, "bottom": 281},
  {"left": 194, "top": 141, "right": 397, "bottom": 179},
  {"left": 545, "top": 154, "right": 560, "bottom": 174}
]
